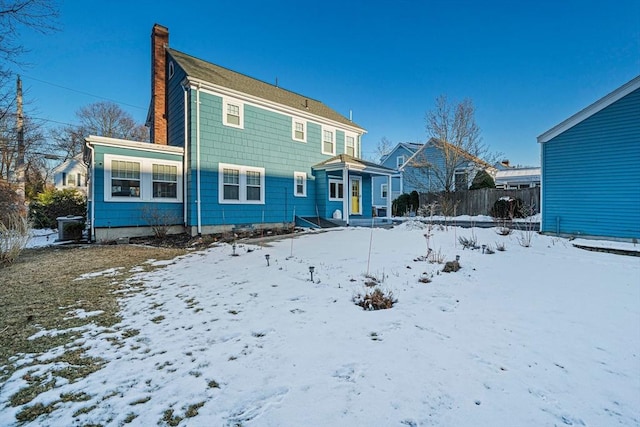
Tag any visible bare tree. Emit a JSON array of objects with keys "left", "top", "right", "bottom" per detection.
[
  {"left": 405, "top": 95, "right": 497, "bottom": 194},
  {"left": 374, "top": 136, "right": 393, "bottom": 163},
  {"left": 49, "top": 101, "right": 149, "bottom": 159},
  {"left": 0, "top": 0, "right": 59, "bottom": 121}
]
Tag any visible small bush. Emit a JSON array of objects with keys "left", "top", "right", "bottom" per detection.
[
  {"left": 140, "top": 205, "right": 181, "bottom": 238},
  {"left": 491, "top": 196, "right": 524, "bottom": 219},
  {"left": 495, "top": 242, "right": 506, "bottom": 252},
  {"left": 469, "top": 170, "right": 495, "bottom": 190},
  {"left": 354, "top": 288, "right": 396, "bottom": 310},
  {"left": 0, "top": 213, "right": 31, "bottom": 265},
  {"left": 28, "top": 188, "right": 86, "bottom": 229},
  {"left": 442, "top": 260, "right": 461, "bottom": 273},
  {"left": 392, "top": 191, "right": 420, "bottom": 216}
]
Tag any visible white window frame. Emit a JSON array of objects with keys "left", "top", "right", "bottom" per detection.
[
  {"left": 292, "top": 118, "right": 307, "bottom": 143},
  {"left": 345, "top": 133, "right": 356, "bottom": 157},
  {"left": 328, "top": 178, "right": 344, "bottom": 201},
  {"left": 322, "top": 126, "right": 336, "bottom": 156},
  {"left": 397, "top": 155, "right": 406, "bottom": 168},
  {"left": 294, "top": 171, "right": 307, "bottom": 197},
  {"left": 104, "top": 154, "right": 182, "bottom": 203},
  {"left": 381, "top": 183, "right": 388, "bottom": 199},
  {"left": 218, "top": 163, "right": 265, "bottom": 204},
  {"left": 223, "top": 97, "right": 244, "bottom": 129}
]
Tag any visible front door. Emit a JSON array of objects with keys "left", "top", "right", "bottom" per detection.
[{"left": 350, "top": 176, "right": 362, "bottom": 215}]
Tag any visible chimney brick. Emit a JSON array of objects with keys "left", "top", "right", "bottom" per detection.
[{"left": 151, "top": 24, "right": 169, "bottom": 145}]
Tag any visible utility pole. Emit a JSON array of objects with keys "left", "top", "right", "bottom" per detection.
[{"left": 15, "top": 75, "right": 26, "bottom": 211}]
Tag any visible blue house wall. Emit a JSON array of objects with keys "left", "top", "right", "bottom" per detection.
[
  {"left": 372, "top": 144, "right": 417, "bottom": 208},
  {"left": 540, "top": 86, "right": 640, "bottom": 240},
  {"left": 87, "top": 140, "right": 184, "bottom": 239}
]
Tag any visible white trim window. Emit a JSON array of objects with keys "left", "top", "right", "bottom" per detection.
[
  {"left": 219, "top": 163, "right": 265, "bottom": 204},
  {"left": 381, "top": 183, "right": 388, "bottom": 199},
  {"left": 292, "top": 118, "right": 306, "bottom": 142},
  {"left": 223, "top": 98, "right": 244, "bottom": 129},
  {"left": 294, "top": 172, "right": 307, "bottom": 197},
  {"left": 104, "top": 154, "right": 182, "bottom": 202},
  {"left": 152, "top": 164, "right": 178, "bottom": 198},
  {"left": 322, "top": 127, "right": 335, "bottom": 155},
  {"left": 345, "top": 134, "right": 356, "bottom": 157},
  {"left": 328, "top": 178, "right": 344, "bottom": 201},
  {"left": 396, "top": 155, "right": 406, "bottom": 168}
]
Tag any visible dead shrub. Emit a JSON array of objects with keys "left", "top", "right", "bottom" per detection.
[
  {"left": 354, "top": 288, "right": 396, "bottom": 311},
  {"left": 0, "top": 212, "right": 31, "bottom": 266},
  {"left": 442, "top": 260, "right": 461, "bottom": 273}
]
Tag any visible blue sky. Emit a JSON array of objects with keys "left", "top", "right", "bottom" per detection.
[{"left": 12, "top": 0, "right": 640, "bottom": 166}]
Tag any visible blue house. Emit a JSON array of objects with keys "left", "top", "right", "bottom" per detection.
[
  {"left": 372, "top": 139, "right": 493, "bottom": 215},
  {"left": 85, "top": 24, "right": 394, "bottom": 241},
  {"left": 372, "top": 142, "right": 421, "bottom": 216},
  {"left": 537, "top": 75, "right": 640, "bottom": 240}
]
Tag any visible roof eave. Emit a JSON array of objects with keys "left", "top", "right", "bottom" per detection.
[{"left": 538, "top": 75, "right": 640, "bottom": 143}]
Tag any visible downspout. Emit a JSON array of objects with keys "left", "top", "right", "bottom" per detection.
[
  {"left": 540, "top": 141, "right": 545, "bottom": 234},
  {"left": 182, "top": 84, "right": 189, "bottom": 228},
  {"left": 86, "top": 141, "right": 96, "bottom": 242},
  {"left": 196, "top": 83, "right": 202, "bottom": 235},
  {"left": 343, "top": 164, "right": 349, "bottom": 226},
  {"left": 386, "top": 173, "right": 392, "bottom": 219}
]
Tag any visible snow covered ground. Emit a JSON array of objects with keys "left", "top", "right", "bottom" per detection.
[{"left": 2, "top": 223, "right": 639, "bottom": 426}]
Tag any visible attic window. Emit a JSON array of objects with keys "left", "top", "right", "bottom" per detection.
[
  {"left": 168, "top": 61, "right": 175, "bottom": 79},
  {"left": 223, "top": 98, "right": 244, "bottom": 129}
]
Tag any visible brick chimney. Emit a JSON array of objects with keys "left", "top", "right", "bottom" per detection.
[{"left": 151, "top": 24, "right": 169, "bottom": 145}]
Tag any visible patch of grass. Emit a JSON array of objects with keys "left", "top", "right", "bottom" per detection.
[
  {"left": 129, "top": 396, "right": 151, "bottom": 406},
  {"left": 73, "top": 404, "right": 98, "bottom": 417},
  {"left": 151, "top": 315, "right": 165, "bottom": 324},
  {"left": 123, "top": 412, "right": 138, "bottom": 423},
  {"left": 208, "top": 379, "right": 220, "bottom": 389},
  {"left": 60, "top": 391, "right": 92, "bottom": 402},
  {"left": 15, "top": 402, "right": 56, "bottom": 423},
  {"left": 185, "top": 401, "right": 205, "bottom": 418},
  {"left": 0, "top": 244, "right": 186, "bottom": 419},
  {"left": 162, "top": 408, "right": 183, "bottom": 426}
]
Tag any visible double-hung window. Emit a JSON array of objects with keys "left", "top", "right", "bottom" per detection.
[
  {"left": 292, "top": 119, "right": 306, "bottom": 142},
  {"left": 223, "top": 168, "right": 240, "bottom": 200},
  {"left": 397, "top": 155, "right": 406, "bottom": 169},
  {"left": 219, "top": 163, "right": 265, "bottom": 204},
  {"left": 322, "top": 128, "right": 335, "bottom": 155},
  {"left": 153, "top": 164, "right": 178, "bottom": 198},
  {"left": 346, "top": 135, "right": 356, "bottom": 157},
  {"left": 294, "top": 172, "right": 307, "bottom": 197},
  {"left": 329, "top": 179, "right": 344, "bottom": 200},
  {"left": 111, "top": 160, "right": 141, "bottom": 198},
  {"left": 381, "top": 183, "right": 388, "bottom": 199},
  {"left": 104, "top": 154, "right": 182, "bottom": 202},
  {"left": 223, "top": 98, "right": 244, "bottom": 128}
]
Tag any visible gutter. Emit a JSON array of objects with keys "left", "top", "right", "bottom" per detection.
[
  {"left": 85, "top": 141, "right": 96, "bottom": 242},
  {"left": 182, "top": 84, "right": 189, "bottom": 227},
  {"left": 196, "top": 83, "right": 202, "bottom": 235}
]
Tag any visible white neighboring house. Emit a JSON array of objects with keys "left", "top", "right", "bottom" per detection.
[
  {"left": 494, "top": 161, "right": 541, "bottom": 189},
  {"left": 52, "top": 154, "right": 88, "bottom": 196}
]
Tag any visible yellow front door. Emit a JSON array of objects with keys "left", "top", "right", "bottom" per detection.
[{"left": 350, "top": 177, "right": 361, "bottom": 215}]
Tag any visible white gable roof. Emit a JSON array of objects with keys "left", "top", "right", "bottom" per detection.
[{"left": 538, "top": 75, "right": 640, "bottom": 143}]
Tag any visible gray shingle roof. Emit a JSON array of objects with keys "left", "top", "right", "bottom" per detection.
[{"left": 168, "top": 48, "right": 364, "bottom": 130}]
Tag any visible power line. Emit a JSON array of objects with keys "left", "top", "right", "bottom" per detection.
[{"left": 18, "top": 73, "right": 147, "bottom": 111}]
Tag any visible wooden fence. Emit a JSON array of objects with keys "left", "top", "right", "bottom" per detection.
[{"left": 417, "top": 187, "right": 540, "bottom": 216}]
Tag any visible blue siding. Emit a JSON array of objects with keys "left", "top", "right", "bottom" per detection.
[
  {"left": 372, "top": 145, "right": 417, "bottom": 206},
  {"left": 91, "top": 145, "right": 183, "bottom": 228},
  {"left": 182, "top": 88, "right": 364, "bottom": 227},
  {"left": 541, "top": 87, "right": 640, "bottom": 239}
]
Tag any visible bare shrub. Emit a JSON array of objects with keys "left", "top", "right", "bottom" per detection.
[
  {"left": 495, "top": 241, "right": 506, "bottom": 252},
  {"left": 354, "top": 288, "right": 396, "bottom": 311},
  {"left": 458, "top": 235, "right": 478, "bottom": 250},
  {"left": 0, "top": 213, "right": 31, "bottom": 265},
  {"left": 516, "top": 203, "right": 538, "bottom": 248},
  {"left": 428, "top": 247, "right": 445, "bottom": 264},
  {"left": 140, "top": 206, "right": 181, "bottom": 239}
]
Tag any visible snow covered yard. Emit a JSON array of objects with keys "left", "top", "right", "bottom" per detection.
[{"left": 1, "top": 224, "right": 638, "bottom": 426}]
